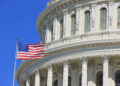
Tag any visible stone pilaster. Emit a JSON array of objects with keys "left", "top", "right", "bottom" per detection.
[
  {"left": 76, "top": 8, "right": 81, "bottom": 35},
  {"left": 63, "top": 11, "right": 70, "bottom": 38},
  {"left": 47, "top": 65, "right": 53, "bottom": 86},
  {"left": 91, "top": 4, "right": 97, "bottom": 32},
  {"left": 34, "top": 70, "right": 40, "bottom": 86},
  {"left": 81, "top": 57, "right": 88, "bottom": 86},
  {"left": 46, "top": 26, "right": 51, "bottom": 42},
  {"left": 102, "top": 55, "right": 109, "bottom": 86},
  {"left": 96, "top": 5, "right": 100, "bottom": 31},
  {"left": 108, "top": 2, "right": 114, "bottom": 30},
  {"left": 62, "top": 61, "right": 69, "bottom": 86},
  {"left": 53, "top": 17, "right": 59, "bottom": 41},
  {"left": 79, "top": 8, "right": 85, "bottom": 34}
]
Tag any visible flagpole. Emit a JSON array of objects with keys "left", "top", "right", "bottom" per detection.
[{"left": 12, "top": 39, "right": 18, "bottom": 86}]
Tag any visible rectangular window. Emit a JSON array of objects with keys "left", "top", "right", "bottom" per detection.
[
  {"left": 100, "top": 8, "right": 107, "bottom": 30},
  {"left": 118, "top": 7, "right": 120, "bottom": 28},
  {"left": 71, "top": 14, "right": 76, "bottom": 36},
  {"left": 51, "top": 25, "right": 54, "bottom": 41},
  {"left": 60, "top": 19, "right": 63, "bottom": 39},
  {"left": 85, "top": 11, "right": 90, "bottom": 32}
]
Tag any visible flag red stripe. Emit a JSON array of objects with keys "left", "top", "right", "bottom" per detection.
[
  {"left": 17, "top": 53, "right": 45, "bottom": 55},
  {"left": 17, "top": 55, "right": 45, "bottom": 57},
  {"left": 17, "top": 57, "right": 43, "bottom": 60}
]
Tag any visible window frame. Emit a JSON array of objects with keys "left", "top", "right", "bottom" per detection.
[
  {"left": 71, "top": 14, "right": 76, "bottom": 36},
  {"left": 100, "top": 7, "right": 107, "bottom": 30},
  {"left": 85, "top": 10, "right": 90, "bottom": 32}
]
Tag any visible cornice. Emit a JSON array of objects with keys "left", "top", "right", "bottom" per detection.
[{"left": 17, "top": 38, "right": 120, "bottom": 83}]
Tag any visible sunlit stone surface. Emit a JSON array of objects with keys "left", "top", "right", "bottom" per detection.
[{"left": 17, "top": 0, "right": 120, "bottom": 86}]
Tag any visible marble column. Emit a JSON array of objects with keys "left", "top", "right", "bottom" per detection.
[
  {"left": 81, "top": 57, "right": 87, "bottom": 86},
  {"left": 47, "top": 65, "right": 53, "bottom": 86},
  {"left": 103, "top": 55, "right": 109, "bottom": 86},
  {"left": 34, "top": 70, "right": 40, "bottom": 86},
  {"left": 62, "top": 61, "right": 69, "bottom": 86},
  {"left": 26, "top": 78, "right": 30, "bottom": 86}
]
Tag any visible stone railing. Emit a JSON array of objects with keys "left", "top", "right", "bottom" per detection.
[{"left": 45, "top": 30, "right": 120, "bottom": 50}]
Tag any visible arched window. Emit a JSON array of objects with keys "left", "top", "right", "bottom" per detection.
[
  {"left": 100, "top": 8, "right": 107, "bottom": 30},
  {"left": 51, "top": 25, "right": 54, "bottom": 41},
  {"left": 79, "top": 75, "right": 82, "bottom": 86},
  {"left": 68, "top": 76, "right": 71, "bottom": 86},
  {"left": 53, "top": 80, "right": 58, "bottom": 86},
  {"left": 71, "top": 14, "right": 76, "bottom": 36},
  {"left": 60, "top": 19, "right": 63, "bottom": 39},
  {"left": 118, "top": 7, "right": 120, "bottom": 28},
  {"left": 96, "top": 71, "right": 103, "bottom": 86},
  {"left": 115, "top": 70, "right": 120, "bottom": 86},
  {"left": 85, "top": 11, "right": 90, "bottom": 32}
]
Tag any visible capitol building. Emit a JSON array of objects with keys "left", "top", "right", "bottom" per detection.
[{"left": 16, "top": 0, "right": 120, "bottom": 86}]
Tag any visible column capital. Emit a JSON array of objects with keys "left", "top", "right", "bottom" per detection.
[
  {"left": 63, "top": 60, "right": 69, "bottom": 65},
  {"left": 81, "top": 56, "right": 88, "bottom": 62},
  {"left": 35, "top": 68, "right": 40, "bottom": 73},
  {"left": 47, "top": 64, "right": 53, "bottom": 70},
  {"left": 63, "top": 10, "right": 68, "bottom": 15},
  {"left": 101, "top": 55, "right": 110, "bottom": 61}
]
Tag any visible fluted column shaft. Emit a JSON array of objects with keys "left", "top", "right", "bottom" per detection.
[
  {"left": 82, "top": 57, "right": 87, "bottom": 86},
  {"left": 62, "top": 61, "right": 69, "bottom": 86},
  {"left": 47, "top": 65, "right": 53, "bottom": 86},
  {"left": 26, "top": 78, "right": 30, "bottom": 86},
  {"left": 35, "top": 71, "right": 40, "bottom": 86},
  {"left": 103, "top": 56, "right": 109, "bottom": 86}
]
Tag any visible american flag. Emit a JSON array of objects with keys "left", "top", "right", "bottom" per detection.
[{"left": 17, "top": 42, "right": 45, "bottom": 60}]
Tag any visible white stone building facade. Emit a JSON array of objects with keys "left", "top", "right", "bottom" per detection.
[{"left": 17, "top": 0, "right": 120, "bottom": 86}]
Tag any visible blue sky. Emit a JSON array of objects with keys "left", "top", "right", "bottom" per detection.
[{"left": 0, "top": 0, "right": 49, "bottom": 86}]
